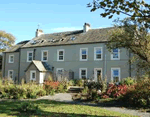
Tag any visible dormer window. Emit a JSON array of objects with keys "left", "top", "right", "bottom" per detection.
[{"left": 9, "top": 55, "right": 14, "bottom": 63}]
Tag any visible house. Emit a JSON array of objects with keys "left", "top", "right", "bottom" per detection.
[{"left": 2, "top": 23, "right": 135, "bottom": 83}]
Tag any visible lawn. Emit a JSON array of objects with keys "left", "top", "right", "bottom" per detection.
[{"left": 0, "top": 99, "right": 137, "bottom": 117}]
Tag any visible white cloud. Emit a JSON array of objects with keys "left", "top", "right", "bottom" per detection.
[{"left": 51, "top": 27, "right": 82, "bottom": 32}]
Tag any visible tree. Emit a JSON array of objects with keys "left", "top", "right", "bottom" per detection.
[
  {"left": 87, "top": 0, "right": 150, "bottom": 74},
  {"left": 0, "top": 30, "right": 15, "bottom": 52},
  {"left": 87, "top": 0, "right": 150, "bottom": 28}
]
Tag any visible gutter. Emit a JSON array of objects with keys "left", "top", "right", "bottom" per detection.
[
  {"left": 129, "top": 50, "right": 131, "bottom": 77},
  {"left": 21, "top": 41, "right": 109, "bottom": 49},
  {"left": 18, "top": 49, "right": 21, "bottom": 84},
  {"left": 3, "top": 52, "right": 6, "bottom": 78}
]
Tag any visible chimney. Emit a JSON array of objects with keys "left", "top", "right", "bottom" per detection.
[
  {"left": 36, "top": 29, "right": 44, "bottom": 37},
  {"left": 83, "top": 23, "right": 91, "bottom": 32}
]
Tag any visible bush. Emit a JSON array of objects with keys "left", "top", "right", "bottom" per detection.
[
  {"left": 18, "top": 102, "right": 39, "bottom": 113},
  {"left": 101, "top": 83, "right": 129, "bottom": 99},
  {"left": 76, "top": 79, "right": 84, "bottom": 86},
  {"left": 122, "top": 77, "right": 150, "bottom": 107},
  {"left": 120, "top": 77, "right": 136, "bottom": 86}
]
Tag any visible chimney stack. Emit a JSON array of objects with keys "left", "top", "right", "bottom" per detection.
[
  {"left": 83, "top": 23, "right": 91, "bottom": 32},
  {"left": 36, "top": 29, "right": 44, "bottom": 37}
]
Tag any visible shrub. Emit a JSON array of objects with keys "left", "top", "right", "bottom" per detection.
[
  {"left": 120, "top": 77, "right": 136, "bottom": 86},
  {"left": 101, "top": 83, "right": 129, "bottom": 99},
  {"left": 18, "top": 102, "right": 39, "bottom": 113},
  {"left": 76, "top": 79, "right": 84, "bottom": 86},
  {"left": 122, "top": 76, "right": 150, "bottom": 107},
  {"left": 81, "top": 86, "right": 89, "bottom": 94},
  {"left": 43, "top": 81, "right": 59, "bottom": 95}
]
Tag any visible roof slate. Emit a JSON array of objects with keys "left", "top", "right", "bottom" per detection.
[
  {"left": 22, "top": 27, "right": 114, "bottom": 48},
  {"left": 5, "top": 27, "right": 114, "bottom": 52},
  {"left": 25, "top": 60, "right": 52, "bottom": 72}
]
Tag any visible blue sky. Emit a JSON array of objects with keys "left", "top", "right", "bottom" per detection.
[{"left": 0, "top": 0, "right": 148, "bottom": 44}]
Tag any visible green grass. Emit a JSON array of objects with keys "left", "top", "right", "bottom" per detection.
[{"left": 0, "top": 99, "right": 137, "bottom": 117}]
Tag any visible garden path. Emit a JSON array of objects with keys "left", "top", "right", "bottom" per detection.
[{"left": 37, "top": 93, "right": 150, "bottom": 117}]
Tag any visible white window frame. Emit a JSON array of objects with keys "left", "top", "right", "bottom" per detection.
[
  {"left": 8, "top": 70, "right": 13, "bottom": 79},
  {"left": 94, "top": 68, "right": 102, "bottom": 82},
  {"left": 111, "top": 68, "right": 121, "bottom": 82},
  {"left": 57, "top": 49, "right": 64, "bottom": 61},
  {"left": 94, "top": 47, "right": 103, "bottom": 60},
  {"left": 27, "top": 51, "right": 33, "bottom": 62},
  {"left": 30, "top": 70, "right": 36, "bottom": 81},
  {"left": 79, "top": 68, "right": 87, "bottom": 79},
  {"left": 56, "top": 68, "right": 64, "bottom": 75},
  {"left": 80, "top": 48, "right": 88, "bottom": 61},
  {"left": 9, "top": 55, "right": 14, "bottom": 63},
  {"left": 111, "top": 48, "right": 120, "bottom": 60},
  {"left": 41, "top": 50, "right": 48, "bottom": 62}
]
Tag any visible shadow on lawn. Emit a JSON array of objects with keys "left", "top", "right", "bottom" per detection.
[{"left": 0, "top": 99, "right": 117, "bottom": 117}]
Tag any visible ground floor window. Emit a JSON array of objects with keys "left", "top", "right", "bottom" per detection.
[
  {"left": 8, "top": 70, "right": 13, "bottom": 79},
  {"left": 30, "top": 70, "right": 36, "bottom": 81},
  {"left": 111, "top": 68, "right": 120, "bottom": 82},
  {"left": 79, "top": 68, "right": 87, "bottom": 79}
]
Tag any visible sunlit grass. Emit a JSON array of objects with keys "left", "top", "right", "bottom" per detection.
[{"left": 0, "top": 100, "right": 137, "bottom": 117}]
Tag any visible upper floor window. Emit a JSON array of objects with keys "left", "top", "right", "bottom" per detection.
[
  {"left": 8, "top": 70, "right": 13, "bottom": 79},
  {"left": 57, "top": 49, "right": 64, "bottom": 61},
  {"left": 80, "top": 48, "right": 88, "bottom": 61},
  {"left": 111, "top": 48, "right": 120, "bottom": 60},
  {"left": 9, "top": 55, "right": 14, "bottom": 63},
  {"left": 41, "top": 50, "right": 48, "bottom": 62},
  {"left": 79, "top": 68, "right": 87, "bottom": 79},
  {"left": 94, "top": 47, "right": 102, "bottom": 60},
  {"left": 111, "top": 68, "right": 120, "bottom": 82},
  {"left": 27, "top": 51, "right": 33, "bottom": 62}
]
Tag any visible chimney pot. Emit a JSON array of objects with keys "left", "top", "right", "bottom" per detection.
[
  {"left": 83, "top": 23, "right": 91, "bottom": 32},
  {"left": 36, "top": 29, "right": 44, "bottom": 37}
]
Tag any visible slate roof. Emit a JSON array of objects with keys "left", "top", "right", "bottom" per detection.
[
  {"left": 4, "top": 44, "right": 25, "bottom": 53},
  {"left": 4, "top": 27, "right": 114, "bottom": 52},
  {"left": 25, "top": 60, "right": 52, "bottom": 72},
  {"left": 4, "top": 40, "right": 30, "bottom": 53},
  {"left": 22, "top": 27, "right": 114, "bottom": 48}
]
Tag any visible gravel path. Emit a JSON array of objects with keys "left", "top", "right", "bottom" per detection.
[{"left": 37, "top": 93, "right": 150, "bottom": 117}]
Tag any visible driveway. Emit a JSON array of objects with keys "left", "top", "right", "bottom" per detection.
[{"left": 37, "top": 93, "right": 150, "bottom": 117}]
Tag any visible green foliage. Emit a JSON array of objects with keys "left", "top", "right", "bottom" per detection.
[
  {"left": 88, "top": 0, "right": 149, "bottom": 28},
  {"left": 68, "top": 80, "right": 76, "bottom": 86},
  {"left": 76, "top": 79, "right": 84, "bottom": 86},
  {"left": 0, "top": 30, "right": 16, "bottom": 52},
  {"left": 120, "top": 77, "right": 136, "bottom": 86},
  {"left": 81, "top": 86, "right": 89, "bottom": 94},
  {"left": 18, "top": 102, "right": 39, "bottom": 113},
  {"left": 122, "top": 76, "right": 150, "bottom": 107},
  {"left": 0, "top": 83, "right": 46, "bottom": 99}
]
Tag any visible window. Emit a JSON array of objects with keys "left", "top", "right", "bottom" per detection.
[
  {"left": 9, "top": 55, "right": 14, "bottom": 63},
  {"left": 56, "top": 68, "right": 64, "bottom": 75},
  {"left": 30, "top": 71, "right": 36, "bottom": 80},
  {"left": 111, "top": 68, "right": 120, "bottom": 82},
  {"left": 111, "top": 48, "right": 120, "bottom": 60},
  {"left": 94, "top": 47, "right": 102, "bottom": 60},
  {"left": 80, "top": 48, "right": 88, "bottom": 61},
  {"left": 8, "top": 70, "right": 13, "bottom": 79},
  {"left": 57, "top": 49, "right": 64, "bottom": 61},
  {"left": 79, "top": 68, "right": 87, "bottom": 79},
  {"left": 27, "top": 51, "right": 33, "bottom": 62},
  {"left": 41, "top": 50, "right": 48, "bottom": 61}
]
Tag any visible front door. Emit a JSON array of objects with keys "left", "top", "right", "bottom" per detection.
[{"left": 94, "top": 68, "right": 102, "bottom": 82}]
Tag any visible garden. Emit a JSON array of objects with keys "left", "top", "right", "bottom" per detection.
[{"left": 72, "top": 75, "right": 150, "bottom": 110}]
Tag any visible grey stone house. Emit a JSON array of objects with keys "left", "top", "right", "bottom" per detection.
[{"left": 2, "top": 23, "right": 135, "bottom": 83}]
